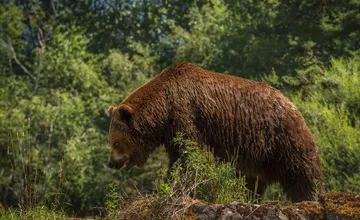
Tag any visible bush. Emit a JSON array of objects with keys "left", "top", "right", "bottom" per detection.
[{"left": 169, "top": 134, "right": 258, "bottom": 204}]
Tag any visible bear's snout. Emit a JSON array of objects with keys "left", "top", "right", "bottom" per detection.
[{"left": 107, "top": 161, "right": 114, "bottom": 169}]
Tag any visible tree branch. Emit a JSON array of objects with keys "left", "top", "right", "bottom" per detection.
[
  {"left": 0, "top": 38, "right": 36, "bottom": 80},
  {"left": 33, "top": 27, "right": 45, "bottom": 93},
  {"left": 50, "top": 0, "right": 58, "bottom": 16}
]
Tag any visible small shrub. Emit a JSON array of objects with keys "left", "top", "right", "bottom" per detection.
[
  {"left": 103, "top": 182, "right": 128, "bottom": 219},
  {"left": 263, "top": 183, "right": 287, "bottom": 202},
  {"left": 171, "top": 134, "right": 258, "bottom": 204}
]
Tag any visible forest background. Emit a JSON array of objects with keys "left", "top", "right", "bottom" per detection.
[{"left": 1, "top": 0, "right": 359, "bottom": 217}]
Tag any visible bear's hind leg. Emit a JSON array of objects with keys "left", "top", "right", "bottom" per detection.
[{"left": 280, "top": 177, "right": 316, "bottom": 203}]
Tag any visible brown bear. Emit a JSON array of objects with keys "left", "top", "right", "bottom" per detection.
[{"left": 107, "top": 63, "right": 324, "bottom": 202}]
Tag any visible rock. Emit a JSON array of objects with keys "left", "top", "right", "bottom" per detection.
[
  {"left": 194, "top": 204, "right": 217, "bottom": 220},
  {"left": 117, "top": 192, "right": 360, "bottom": 219},
  {"left": 219, "top": 207, "right": 242, "bottom": 220}
]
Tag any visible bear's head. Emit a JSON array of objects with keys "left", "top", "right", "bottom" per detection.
[{"left": 107, "top": 104, "right": 140, "bottom": 170}]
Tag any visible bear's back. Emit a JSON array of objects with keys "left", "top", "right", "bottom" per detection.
[{"left": 159, "top": 63, "right": 284, "bottom": 103}]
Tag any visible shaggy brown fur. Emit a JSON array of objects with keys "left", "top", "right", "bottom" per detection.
[{"left": 108, "top": 63, "right": 324, "bottom": 202}]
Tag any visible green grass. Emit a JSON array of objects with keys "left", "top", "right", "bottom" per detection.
[{"left": 0, "top": 206, "right": 66, "bottom": 220}]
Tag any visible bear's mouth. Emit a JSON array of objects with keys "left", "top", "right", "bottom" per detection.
[
  {"left": 124, "top": 158, "right": 136, "bottom": 171},
  {"left": 111, "top": 156, "right": 136, "bottom": 171},
  {"left": 111, "top": 156, "right": 129, "bottom": 169}
]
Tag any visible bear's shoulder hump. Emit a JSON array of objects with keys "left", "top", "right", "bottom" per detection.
[{"left": 160, "top": 63, "right": 203, "bottom": 77}]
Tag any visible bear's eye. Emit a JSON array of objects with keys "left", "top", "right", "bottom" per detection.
[{"left": 114, "top": 142, "right": 120, "bottom": 148}]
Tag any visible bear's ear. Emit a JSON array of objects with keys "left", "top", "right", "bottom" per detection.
[
  {"left": 108, "top": 106, "right": 118, "bottom": 117},
  {"left": 108, "top": 104, "right": 134, "bottom": 124},
  {"left": 118, "top": 104, "right": 134, "bottom": 124}
]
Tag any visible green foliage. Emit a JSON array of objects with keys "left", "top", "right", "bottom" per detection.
[
  {"left": 263, "top": 183, "right": 287, "bottom": 202},
  {"left": 0, "top": 2, "right": 24, "bottom": 39},
  {"left": 0, "top": 1, "right": 25, "bottom": 56},
  {"left": 41, "top": 26, "right": 104, "bottom": 93},
  {"left": 300, "top": 99, "right": 360, "bottom": 193},
  {"left": 101, "top": 49, "right": 150, "bottom": 97},
  {"left": 166, "top": 0, "right": 228, "bottom": 68}
]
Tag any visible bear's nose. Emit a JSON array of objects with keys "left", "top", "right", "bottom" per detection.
[{"left": 107, "top": 162, "right": 114, "bottom": 168}]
